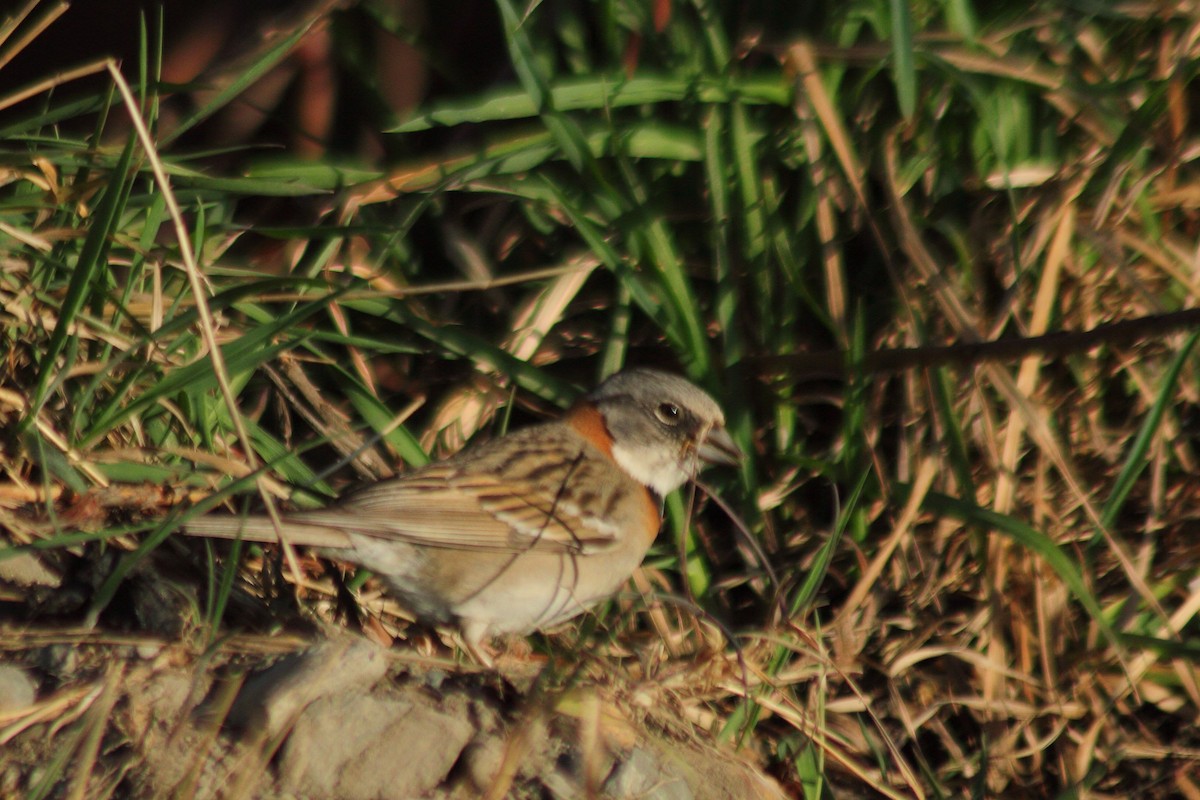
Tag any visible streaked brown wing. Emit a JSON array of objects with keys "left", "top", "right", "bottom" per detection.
[{"left": 292, "top": 463, "right": 619, "bottom": 554}]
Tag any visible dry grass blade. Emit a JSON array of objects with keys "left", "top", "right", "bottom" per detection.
[
  {"left": 0, "top": 0, "right": 69, "bottom": 73},
  {"left": 0, "top": 684, "right": 102, "bottom": 747},
  {"left": 837, "top": 457, "right": 937, "bottom": 623},
  {"left": 881, "top": 134, "right": 1167, "bottom": 633},
  {"left": 984, "top": 203, "right": 1074, "bottom": 704},
  {"left": 719, "top": 679, "right": 919, "bottom": 800},
  {"left": 103, "top": 61, "right": 306, "bottom": 589},
  {"left": 0, "top": 59, "right": 107, "bottom": 114},
  {"left": 994, "top": 202, "right": 1075, "bottom": 515},
  {"left": 270, "top": 359, "right": 395, "bottom": 481},
  {"left": 423, "top": 256, "right": 597, "bottom": 449},
  {"left": 786, "top": 41, "right": 869, "bottom": 214},
  {"left": 63, "top": 664, "right": 122, "bottom": 800},
  {"left": 0, "top": 388, "right": 108, "bottom": 488}
]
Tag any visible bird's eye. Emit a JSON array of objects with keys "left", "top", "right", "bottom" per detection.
[{"left": 655, "top": 402, "right": 682, "bottom": 425}]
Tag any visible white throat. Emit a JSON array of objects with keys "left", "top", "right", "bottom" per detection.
[{"left": 610, "top": 441, "right": 693, "bottom": 497}]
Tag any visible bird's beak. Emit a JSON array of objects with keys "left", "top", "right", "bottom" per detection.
[{"left": 697, "top": 425, "right": 743, "bottom": 467}]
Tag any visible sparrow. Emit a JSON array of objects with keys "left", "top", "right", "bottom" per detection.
[{"left": 184, "top": 368, "right": 741, "bottom": 662}]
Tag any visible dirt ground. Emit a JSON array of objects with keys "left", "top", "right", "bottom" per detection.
[{"left": 0, "top": 632, "right": 789, "bottom": 799}]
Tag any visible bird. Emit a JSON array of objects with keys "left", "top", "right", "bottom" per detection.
[{"left": 184, "top": 368, "right": 742, "bottom": 663}]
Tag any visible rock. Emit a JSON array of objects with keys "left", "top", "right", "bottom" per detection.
[
  {"left": 278, "top": 689, "right": 474, "bottom": 800},
  {"left": 229, "top": 636, "right": 388, "bottom": 738},
  {"left": 605, "top": 747, "right": 694, "bottom": 800},
  {"left": 0, "top": 552, "right": 60, "bottom": 588},
  {"left": 624, "top": 740, "right": 791, "bottom": 800},
  {"left": 0, "top": 664, "right": 36, "bottom": 713},
  {"left": 461, "top": 736, "right": 507, "bottom": 795}
]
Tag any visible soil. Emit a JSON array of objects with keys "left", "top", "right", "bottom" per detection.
[{"left": 0, "top": 633, "right": 789, "bottom": 799}]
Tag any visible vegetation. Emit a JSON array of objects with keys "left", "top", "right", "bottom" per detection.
[{"left": 3, "top": 0, "right": 1200, "bottom": 796}]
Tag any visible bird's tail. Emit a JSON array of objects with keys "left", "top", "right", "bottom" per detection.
[{"left": 183, "top": 515, "right": 353, "bottom": 549}]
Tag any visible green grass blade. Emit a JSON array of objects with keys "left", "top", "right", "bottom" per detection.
[
  {"left": 889, "top": 0, "right": 917, "bottom": 119},
  {"left": 1100, "top": 330, "right": 1200, "bottom": 530},
  {"left": 161, "top": 20, "right": 318, "bottom": 145},
  {"left": 80, "top": 297, "right": 333, "bottom": 446},
  {"left": 391, "top": 74, "right": 789, "bottom": 132},
  {"left": 923, "top": 490, "right": 1120, "bottom": 654},
  {"left": 25, "top": 136, "right": 136, "bottom": 425}
]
